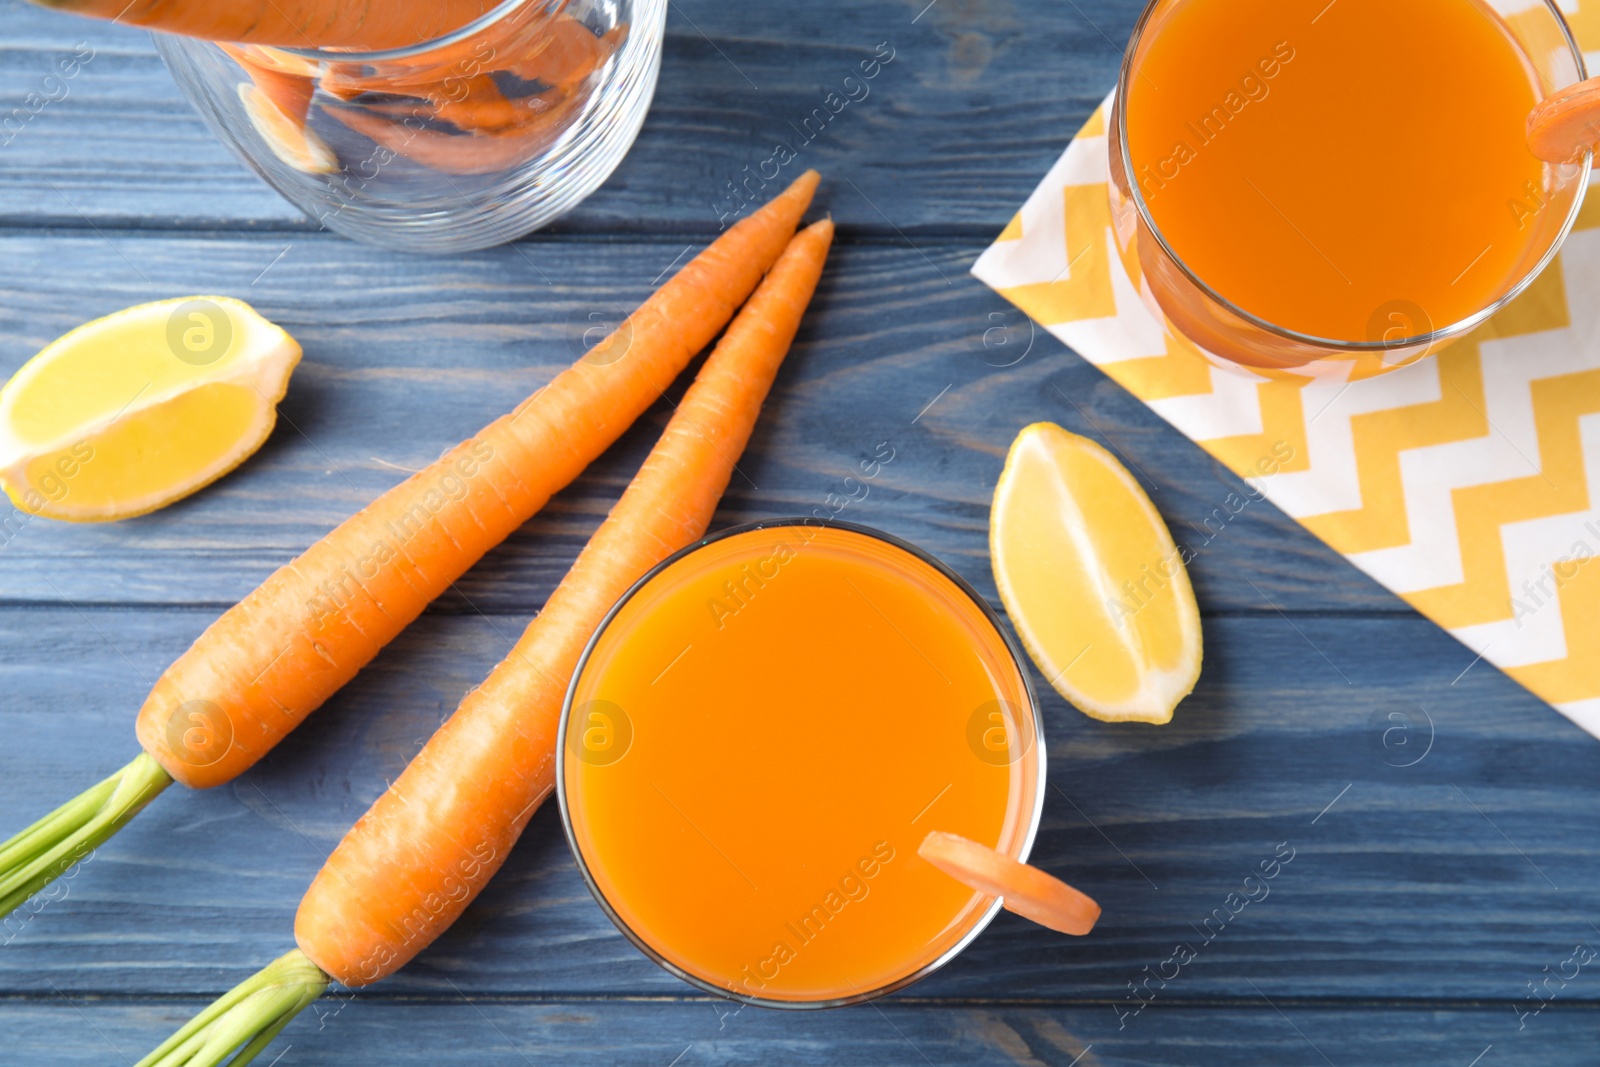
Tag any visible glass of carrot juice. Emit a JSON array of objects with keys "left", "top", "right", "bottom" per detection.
[
  {"left": 558, "top": 521, "right": 1050, "bottom": 1006},
  {"left": 1107, "top": 0, "right": 1589, "bottom": 374}
]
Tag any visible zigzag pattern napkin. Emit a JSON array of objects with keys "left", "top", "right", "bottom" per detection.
[{"left": 973, "top": 78, "right": 1600, "bottom": 738}]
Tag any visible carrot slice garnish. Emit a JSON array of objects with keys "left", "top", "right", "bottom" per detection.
[
  {"left": 918, "top": 830, "right": 1101, "bottom": 936},
  {"left": 1527, "top": 76, "right": 1600, "bottom": 163}
]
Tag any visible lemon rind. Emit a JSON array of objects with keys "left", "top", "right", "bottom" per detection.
[{"left": 1, "top": 394, "right": 284, "bottom": 524}]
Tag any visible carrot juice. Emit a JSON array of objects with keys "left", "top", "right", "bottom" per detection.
[
  {"left": 1124, "top": 0, "right": 1554, "bottom": 342},
  {"left": 559, "top": 523, "right": 1043, "bottom": 1004}
]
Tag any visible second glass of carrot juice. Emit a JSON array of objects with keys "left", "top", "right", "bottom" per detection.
[
  {"left": 1107, "top": 0, "right": 1590, "bottom": 374},
  {"left": 558, "top": 521, "right": 1048, "bottom": 1006}
]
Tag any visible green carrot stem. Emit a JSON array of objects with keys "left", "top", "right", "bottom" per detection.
[
  {"left": 0, "top": 753, "right": 171, "bottom": 918},
  {"left": 136, "top": 949, "right": 329, "bottom": 1067}
]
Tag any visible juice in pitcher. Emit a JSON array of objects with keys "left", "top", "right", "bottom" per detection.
[
  {"left": 559, "top": 522, "right": 1044, "bottom": 1004},
  {"left": 1115, "top": 0, "right": 1586, "bottom": 361}
]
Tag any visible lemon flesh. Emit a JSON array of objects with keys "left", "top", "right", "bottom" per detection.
[
  {"left": 991, "top": 422, "right": 1202, "bottom": 724},
  {"left": 0, "top": 296, "right": 301, "bottom": 522}
]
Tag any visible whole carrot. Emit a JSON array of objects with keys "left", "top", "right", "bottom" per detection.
[
  {"left": 0, "top": 172, "right": 820, "bottom": 920},
  {"left": 28, "top": 0, "right": 497, "bottom": 48},
  {"left": 137, "top": 219, "right": 835, "bottom": 1067}
]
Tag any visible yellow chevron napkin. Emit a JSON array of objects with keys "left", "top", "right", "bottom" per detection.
[{"left": 973, "top": 93, "right": 1600, "bottom": 738}]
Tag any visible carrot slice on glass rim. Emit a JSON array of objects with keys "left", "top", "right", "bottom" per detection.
[
  {"left": 1527, "top": 77, "right": 1600, "bottom": 163},
  {"left": 918, "top": 831, "right": 1101, "bottom": 936}
]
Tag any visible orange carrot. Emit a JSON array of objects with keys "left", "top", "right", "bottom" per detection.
[
  {"left": 137, "top": 219, "right": 835, "bottom": 1067},
  {"left": 0, "top": 172, "right": 821, "bottom": 921},
  {"left": 917, "top": 830, "right": 1101, "bottom": 936},
  {"left": 32, "top": 0, "right": 499, "bottom": 48}
]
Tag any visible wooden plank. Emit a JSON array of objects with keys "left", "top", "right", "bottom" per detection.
[
  {"left": 9, "top": 0, "right": 1594, "bottom": 1057},
  {"left": 3, "top": 607, "right": 1595, "bottom": 1000},
  {"left": 0, "top": 0, "right": 1129, "bottom": 231},
  {"left": 0, "top": 232, "right": 1393, "bottom": 613},
  {"left": 5, "top": 999, "right": 1594, "bottom": 1065}
]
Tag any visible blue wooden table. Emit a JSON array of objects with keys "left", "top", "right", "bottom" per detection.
[{"left": 4, "top": 1, "right": 1599, "bottom": 1063}]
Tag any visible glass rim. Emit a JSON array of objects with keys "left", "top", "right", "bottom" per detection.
[
  {"left": 554, "top": 517, "right": 1049, "bottom": 1011},
  {"left": 268, "top": 0, "right": 564, "bottom": 63},
  {"left": 1113, "top": 0, "right": 1592, "bottom": 353}
]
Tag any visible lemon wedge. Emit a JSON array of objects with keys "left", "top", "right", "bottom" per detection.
[
  {"left": 991, "top": 422, "right": 1201, "bottom": 724},
  {"left": 0, "top": 296, "right": 301, "bottom": 523},
  {"left": 239, "top": 82, "right": 339, "bottom": 175}
]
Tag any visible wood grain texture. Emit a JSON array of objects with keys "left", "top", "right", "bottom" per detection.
[
  {"left": 0, "top": 0, "right": 1124, "bottom": 232},
  {"left": 5, "top": 1000, "right": 1594, "bottom": 1066},
  {"left": 3, "top": 608, "right": 1594, "bottom": 1002},
  {"left": 0, "top": 233, "right": 1392, "bottom": 613},
  {"left": 2, "top": 0, "right": 1597, "bottom": 1059}
]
